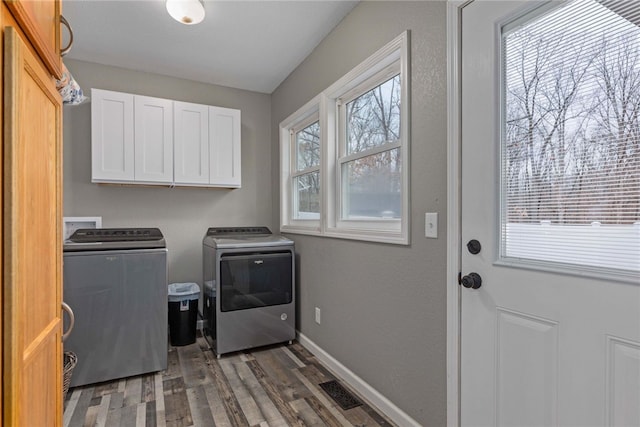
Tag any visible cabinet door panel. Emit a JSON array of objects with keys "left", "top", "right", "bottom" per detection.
[
  {"left": 134, "top": 96, "right": 173, "bottom": 183},
  {"left": 91, "top": 89, "right": 134, "bottom": 182},
  {"left": 3, "top": 26, "right": 63, "bottom": 426},
  {"left": 209, "top": 106, "right": 241, "bottom": 187},
  {"left": 174, "top": 101, "right": 209, "bottom": 185},
  {"left": 5, "top": 0, "right": 62, "bottom": 78}
]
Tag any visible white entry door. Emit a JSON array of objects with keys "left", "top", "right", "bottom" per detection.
[{"left": 460, "top": 1, "right": 640, "bottom": 426}]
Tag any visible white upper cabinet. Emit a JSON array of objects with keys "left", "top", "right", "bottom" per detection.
[
  {"left": 209, "top": 106, "right": 241, "bottom": 188},
  {"left": 91, "top": 88, "right": 241, "bottom": 188},
  {"left": 134, "top": 95, "right": 173, "bottom": 184},
  {"left": 91, "top": 89, "right": 135, "bottom": 182},
  {"left": 174, "top": 101, "right": 209, "bottom": 185}
]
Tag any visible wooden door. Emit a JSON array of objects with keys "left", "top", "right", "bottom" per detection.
[
  {"left": 3, "top": 25, "right": 63, "bottom": 426},
  {"left": 460, "top": 1, "right": 640, "bottom": 425},
  {"left": 5, "top": 0, "right": 62, "bottom": 79}
]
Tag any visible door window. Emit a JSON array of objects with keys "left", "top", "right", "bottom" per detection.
[{"left": 501, "top": 0, "right": 640, "bottom": 277}]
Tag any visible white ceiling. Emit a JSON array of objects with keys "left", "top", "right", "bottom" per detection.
[{"left": 62, "top": 0, "right": 358, "bottom": 94}]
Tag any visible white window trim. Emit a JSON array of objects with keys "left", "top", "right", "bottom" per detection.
[
  {"left": 334, "top": 68, "right": 402, "bottom": 233},
  {"left": 280, "top": 31, "right": 410, "bottom": 245},
  {"left": 291, "top": 114, "right": 321, "bottom": 222},
  {"left": 280, "top": 95, "right": 322, "bottom": 234}
]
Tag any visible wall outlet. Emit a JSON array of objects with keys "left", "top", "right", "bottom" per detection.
[{"left": 315, "top": 307, "right": 321, "bottom": 324}]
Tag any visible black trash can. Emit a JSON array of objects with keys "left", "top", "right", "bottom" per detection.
[{"left": 168, "top": 282, "right": 200, "bottom": 346}]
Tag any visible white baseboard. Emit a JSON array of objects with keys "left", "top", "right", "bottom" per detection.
[{"left": 297, "top": 332, "right": 421, "bottom": 427}]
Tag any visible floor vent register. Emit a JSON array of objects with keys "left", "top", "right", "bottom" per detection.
[{"left": 319, "top": 380, "right": 363, "bottom": 410}]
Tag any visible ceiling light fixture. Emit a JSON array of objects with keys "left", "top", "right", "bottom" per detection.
[{"left": 166, "top": 0, "right": 205, "bottom": 25}]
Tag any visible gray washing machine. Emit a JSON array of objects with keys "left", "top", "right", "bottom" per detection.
[
  {"left": 202, "top": 227, "right": 295, "bottom": 356},
  {"left": 63, "top": 228, "right": 168, "bottom": 387}
]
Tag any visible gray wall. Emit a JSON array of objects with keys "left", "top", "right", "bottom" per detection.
[
  {"left": 63, "top": 59, "right": 272, "bottom": 285},
  {"left": 270, "top": 2, "right": 448, "bottom": 425}
]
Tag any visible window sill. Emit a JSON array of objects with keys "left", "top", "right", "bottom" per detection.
[
  {"left": 281, "top": 224, "right": 409, "bottom": 245},
  {"left": 280, "top": 224, "right": 321, "bottom": 237}
]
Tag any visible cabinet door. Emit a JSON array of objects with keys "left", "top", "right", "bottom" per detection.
[
  {"left": 5, "top": 0, "right": 62, "bottom": 79},
  {"left": 3, "top": 26, "right": 63, "bottom": 426},
  {"left": 174, "top": 101, "right": 209, "bottom": 185},
  {"left": 91, "top": 89, "right": 135, "bottom": 182},
  {"left": 134, "top": 96, "right": 173, "bottom": 183},
  {"left": 209, "top": 106, "right": 241, "bottom": 187}
]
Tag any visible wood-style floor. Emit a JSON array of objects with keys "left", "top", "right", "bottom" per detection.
[{"left": 63, "top": 336, "right": 396, "bottom": 427}]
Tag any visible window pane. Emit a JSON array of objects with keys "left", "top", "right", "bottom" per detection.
[
  {"left": 296, "top": 121, "right": 320, "bottom": 170},
  {"left": 294, "top": 171, "right": 320, "bottom": 220},
  {"left": 502, "top": 0, "right": 640, "bottom": 272},
  {"left": 341, "top": 148, "right": 401, "bottom": 219},
  {"left": 346, "top": 75, "right": 401, "bottom": 155}
]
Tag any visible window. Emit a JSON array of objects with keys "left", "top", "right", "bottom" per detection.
[
  {"left": 500, "top": 0, "right": 640, "bottom": 278},
  {"left": 280, "top": 32, "right": 410, "bottom": 244},
  {"left": 280, "top": 98, "right": 321, "bottom": 231},
  {"left": 293, "top": 118, "right": 320, "bottom": 220},
  {"left": 339, "top": 72, "right": 402, "bottom": 223}
]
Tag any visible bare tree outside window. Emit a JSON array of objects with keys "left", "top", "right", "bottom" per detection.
[
  {"left": 342, "top": 75, "right": 402, "bottom": 219},
  {"left": 294, "top": 121, "right": 320, "bottom": 218},
  {"left": 346, "top": 75, "right": 401, "bottom": 154},
  {"left": 296, "top": 121, "right": 320, "bottom": 170},
  {"left": 502, "top": 0, "right": 640, "bottom": 272}
]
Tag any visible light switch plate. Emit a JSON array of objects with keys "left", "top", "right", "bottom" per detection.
[{"left": 425, "top": 212, "right": 438, "bottom": 238}]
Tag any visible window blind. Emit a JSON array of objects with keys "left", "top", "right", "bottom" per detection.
[{"left": 501, "top": 0, "right": 640, "bottom": 274}]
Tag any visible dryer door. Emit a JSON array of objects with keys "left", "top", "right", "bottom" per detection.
[{"left": 219, "top": 251, "right": 293, "bottom": 312}]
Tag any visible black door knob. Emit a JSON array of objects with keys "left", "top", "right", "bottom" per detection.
[
  {"left": 467, "top": 239, "right": 481, "bottom": 254},
  {"left": 461, "top": 272, "right": 482, "bottom": 289}
]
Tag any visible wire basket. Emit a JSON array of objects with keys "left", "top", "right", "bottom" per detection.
[{"left": 63, "top": 351, "right": 78, "bottom": 401}]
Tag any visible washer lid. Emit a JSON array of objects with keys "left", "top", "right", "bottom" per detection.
[
  {"left": 203, "top": 226, "right": 293, "bottom": 249},
  {"left": 205, "top": 234, "right": 293, "bottom": 249},
  {"left": 205, "top": 226, "right": 272, "bottom": 237},
  {"left": 64, "top": 228, "right": 166, "bottom": 251}
]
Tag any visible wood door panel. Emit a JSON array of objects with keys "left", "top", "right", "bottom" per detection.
[
  {"left": 5, "top": 0, "right": 61, "bottom": 79},
  {"left": 18, "top": 64, "right": 58, "bottom": 344},
  {"left": 3, "top": 25, "right": 62, "bottom": 426},
  {"left": 23, "top": 330, "right": 59, "bottom": 426}
]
